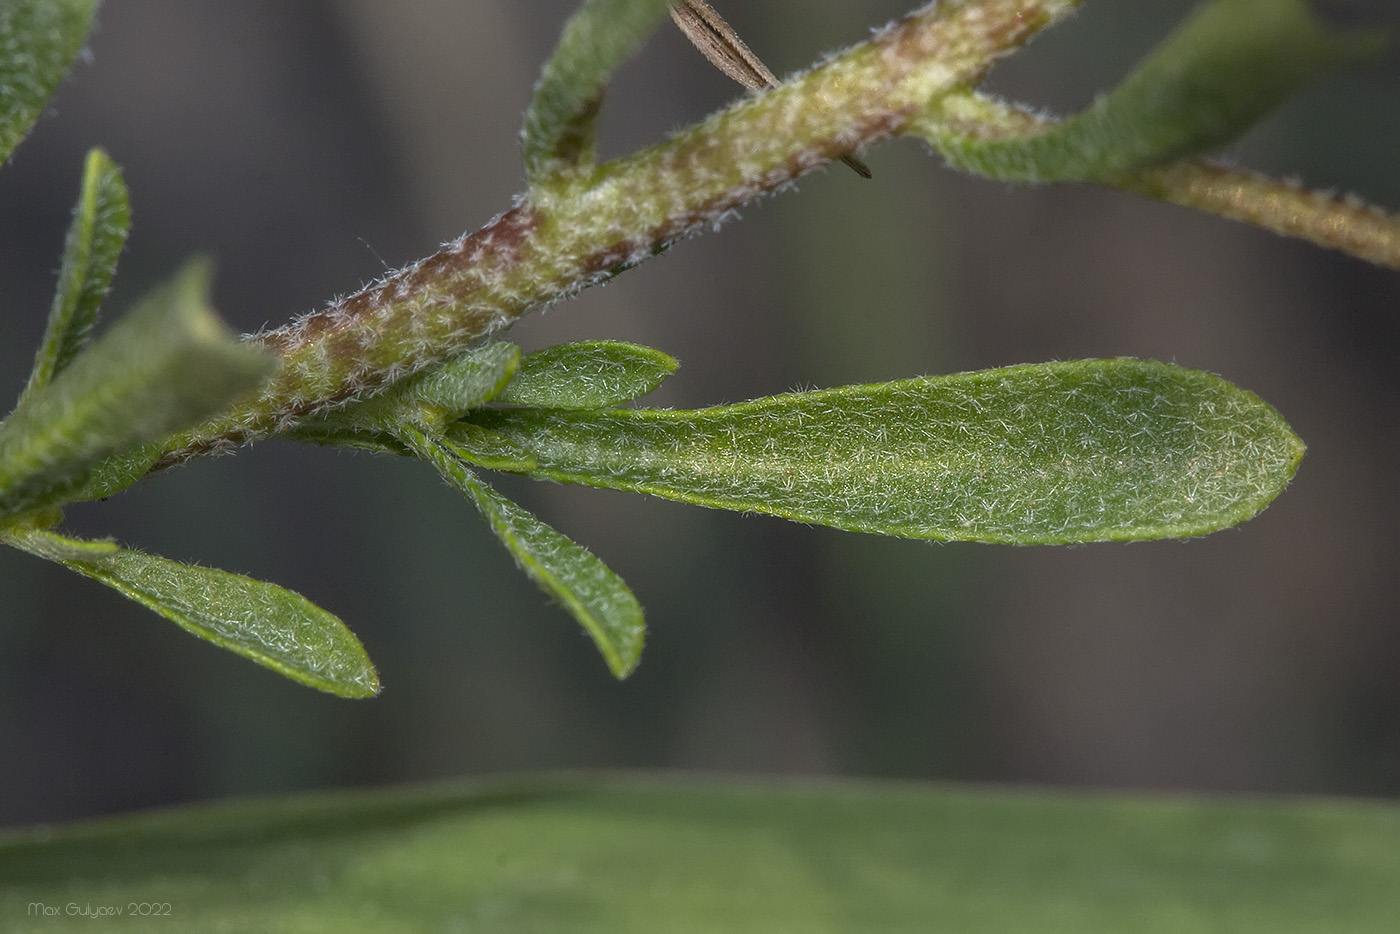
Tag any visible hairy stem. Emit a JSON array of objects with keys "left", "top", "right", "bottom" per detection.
[
  {"left": 923, "top": 92, "right": 1400, "bottom": 269},
  {"left": 155, "top": 0, "right": 1077, "bottom": 466}
]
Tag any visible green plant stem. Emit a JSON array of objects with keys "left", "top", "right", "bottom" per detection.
[
  {"left": 143, "top": 0, "right": 1396, "bottom": 474},
  {"left": 153, "top": 0, "right": 1080, "bottom": 467},
  {"left": 922, "top": 91, "right": 1400, "bottom": 269}
]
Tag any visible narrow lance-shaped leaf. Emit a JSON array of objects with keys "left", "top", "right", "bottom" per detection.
[
  {"left": 911, "top": 0, "right": 1382, "bottom": 183},
  {"left": 521, "top": 0, "right": 674, "bottom": 182},
  {"left": 454, "top": 359, "right": 1305, "bottom": 545},
  {"left": 495, "top": 340, "right": 677, "bottom": 408},
  {"left": 0, "top": 260, "right": 277, "bottom": 519},
  {"left": 21, "top": 148, "right": 131, "bottom": 401},
  {"left": 3, "top": 529, "right": 380, "bottom": 698},
  {"left": 402, "top": 426, "right": 645, "bottom": 678},
  {"left": 0, "top": 0, "right": 96, "bottom": 165}
]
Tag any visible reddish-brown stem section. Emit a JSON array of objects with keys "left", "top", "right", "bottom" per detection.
[{"left": 256, "top": 205, "right": 539, "bottom": 360}]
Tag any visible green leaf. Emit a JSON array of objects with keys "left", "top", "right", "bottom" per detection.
[
  {"left": 21, "top": 148, "right": 131, "bottom": 401},
  {"left": 440, "top": 423, "right": 538, "bottom": 472},
  {"left": 912, "top": 0, "right": 1383, "bottom": 183},
  {"left": 402, "top": 341, "right": 521, "bottom": 418},
  {"left": 495, "top": 340, "right": 677, "bottom": 408},
  {"left": 61, "top": 441, "right": 165, "bottom": 504},
  {"left": 456, "top": 359, "right": 1304, "bottom": 544},
  {"left": 0, "top": 260, "right": 277, "bottom": 518},
  {"left": 403, "top": 426, "right": 644, "bottom": 678},
  {"left": 3, "top": 774, "right": 1398, "bottom": 933},
  {"left": 299, "top": 342, "right": 521, "bottom": 439},
  {"left": 4, "top": 528, "right": 380, "bottom": 698},
  {"left": 0, "top": 0, "right": 96, "bottom": 165},
  {"left": 521, "top": 0, "right": 674, "bottom": 183}
]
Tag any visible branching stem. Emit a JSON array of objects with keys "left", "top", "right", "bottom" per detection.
[
  {"left": 924, "top": 91, "right": 1400, "bottom": 269},
  {"left": 157, "top": 0, "right": 1079, "bottom": 465},
  {"left": 150, "top": 0, "right": 1398, "bottom": 470}
]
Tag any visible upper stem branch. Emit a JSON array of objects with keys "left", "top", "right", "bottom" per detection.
[{"left": 925, "top": 91, "right": 1400, "bottom": 269}]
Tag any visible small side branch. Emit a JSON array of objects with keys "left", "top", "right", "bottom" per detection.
[{"left": 918, "top": 92, "right": 1400, "bottom": 270}]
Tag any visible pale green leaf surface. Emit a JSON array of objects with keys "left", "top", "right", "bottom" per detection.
[
  {"left": 22, "top": 148, "right": 130, "bottom": 400},
  {"left": 0, "top": 0, "right": 95, "bottom": 165},
  {"left": 5, "top": 529, "right": 379, "bottom": 698},
  {"left": 60, "top": 441, "right": 164, "bottom": 505},
  {"left": 404, "top": 427, "right": 643, "bottom": 678},
  {"left": 521, "top": 0, "right": 674, "bottom": 182},
  {"left": 2, "top": 774, "right": 1398, "bottom": 933},
  {"left": 440, "top": 423, "right": 537, "bottom": 472},
  {"left": 912, "top": 0, "right": 1381, "bottom": 183},
  {"left": 303, "top": 341, "right": 520, "bottom": 436},
  {"left": 402, "top": 340, "right": 520, "bottom": 417},
  {"left": 0, "top": 260, "right": 277, "bottom": 517},
  {"left": 495, "top": 340, "right": 677, "bottom": 408},
  {"left": 456, "top": 359, "right": 1304, "bottom": 544}
]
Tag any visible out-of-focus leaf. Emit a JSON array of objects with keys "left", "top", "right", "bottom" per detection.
[
  {"left": 456, "top": 359, "right": 1304, "bottom": 544},
  {"left": 0, "top": 260, "right": 277, "bottom": 518},
  {"left": 5, "top": 528, "right": 379, "bottom": 698},
  {"left": 0, "top": 0, "right": 96, "bottom": 165},
  {"left": 495, "top": 340, "right": 677, "bottom": 408},
  {"left": 2, "top": 774, "right": 1398, "bottom": 933},
  {"left": 22, "top": 148, "right": 130, "bottom": 400},
  {"left": 404, "top": 427, "right": 643, "bottom": 678},
  {"left": 521, "top": 0, "right": 674, "bottom": 182},
  {"left": 912, "top": 0, "right": 1383, "bottom": 182}
]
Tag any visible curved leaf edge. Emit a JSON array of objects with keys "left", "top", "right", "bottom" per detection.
[
  {"left": 3, "top": 528, "right": 381, "bottom": 699},
  {"left": 452, "top": 358, "right": 1305, "bottom": 545},
  {"left": 400, "top": 425, "right": 645, "bottom": 679}
]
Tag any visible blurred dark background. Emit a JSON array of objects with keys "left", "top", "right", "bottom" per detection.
[{"left": 2, "top": 0, "right": 1398, "bottom": 826}]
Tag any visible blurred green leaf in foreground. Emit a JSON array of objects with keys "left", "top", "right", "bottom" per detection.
[{"left": 2, "top": 776, "right": 1397, "bottom": 933}]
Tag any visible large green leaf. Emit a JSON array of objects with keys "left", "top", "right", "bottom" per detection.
[
  {"left": 0, "top": 261, "right": 276, "bottom": 519},
  {"left": 912, "top": 0, "right": 1381, "bottom": 183},
  {"left": 0, "top": 0, "right": 96, "bottom": 165},
  {"left": 521, "top": 0, "right": 674, "bottom": 182},
  {"left": 1, "top": 775, "right": 1397, "bottom": 932},
  {"left": 5, "top": 529, "right": 379, "bottom": 698},
  {"left": 404, "top": 426, "right": 644, "bottom": 678},
  {"left": 453, "top": 359, "right": 1304, "bottom": 544},
  {"left": 21, "top": 147, "right": 131, "bottom": 401}
]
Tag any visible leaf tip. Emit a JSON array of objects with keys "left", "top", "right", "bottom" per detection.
[
  {"left": 337, "top": 663, "right": 383, "bottom": 700},
  {"left": 606, "top": 625, "right": 645, "bottom": 680}
]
